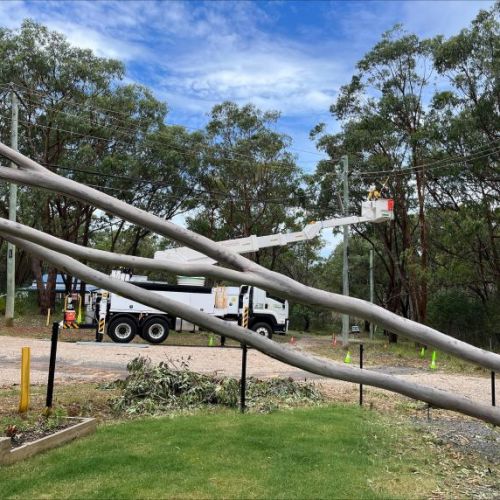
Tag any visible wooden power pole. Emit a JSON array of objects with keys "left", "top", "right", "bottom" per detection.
[{"left": 341, "top": 155, "right": 349, "bottom": 345}]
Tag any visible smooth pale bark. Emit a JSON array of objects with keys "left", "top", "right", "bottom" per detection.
[
  {"left": 1, "top": 141, "right": 499, "bottom": 373},
  {"left": 0, "top": 218, "right": 266, "bottom": 287},
  {"left": 5, "top": 235, "right": 500, "bottom": 426}
]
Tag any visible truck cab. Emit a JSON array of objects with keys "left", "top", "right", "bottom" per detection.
[{"left": 248, "top": 286, "right": 288, "bottom": 336}]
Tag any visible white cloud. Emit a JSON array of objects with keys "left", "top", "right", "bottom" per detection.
[
  {"left": 1, "top": 0, "right": 492, "bottom": 159},
  {"left": 0, "top": 1, "right": 30, "bottom": 28},
  {"left": 154, "top": 31, "right": 345, "bottom": 117},
  {"left": 1, "top": 1, "right": 347, "bottom": 117},
  {"left": 0, "top": 1, "right": 147, "bottom": 60},
  {"left": 401, "top": 0, "right": 494, "bottom": 38},
  {"left": 48, "top": 20, "right": 145, "bottom": 61}
]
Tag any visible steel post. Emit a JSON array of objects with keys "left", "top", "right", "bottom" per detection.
[
  {"left": 46, "top": 322, "right": 59, "bottom": 409},
  {"left": 240, "top": 343, "right": 248, "bottom": 413}
]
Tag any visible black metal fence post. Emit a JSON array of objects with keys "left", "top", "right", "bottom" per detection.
[
  {"left": 240, "top": 343, "right": 247, "bottom": 413},
  {"left": 46, "top": 322, "right": 59, "bottom": 409},
  {"left": 359, "top": 343, "right": 364, "bottom": 406},
  {"left": 492, "top": 371, "right": 496, "bottom": 407}
]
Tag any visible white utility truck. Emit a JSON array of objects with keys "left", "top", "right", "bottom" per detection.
[
  {"left": 91, "top": 271, "right": 288, "bottom": 343},
  {"left": 76, "top": 198, "right": 392, "bottom": 344}
]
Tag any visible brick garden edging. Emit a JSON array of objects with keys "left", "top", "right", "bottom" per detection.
[{"left": 0, "top": 417, "right": 96, "bottom": 465}]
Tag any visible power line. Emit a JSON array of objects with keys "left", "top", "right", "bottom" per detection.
[
  {"left": 3, "top": 84, "right": 498, "bottom": 189},
  {"left": 49, "top": 163, "right": 311, "bottom": 204},
  {"left": 3, "top": 113, "right": 498, "bottom": 190},
  {"left": 11, "top": 116, "right": 307, "bottom": 172},
  {"left": 73, "top": 182, "right": 322, "bottom": 209},
  {"left": 14, "top": 159, "right": 315, "bottom": 207},
  {"left": 1, "top": 83, "right": 328, "bottom": 161},
  {"left": 3, "top": 83, "right": 500, "bottom": 174},
  {"left": 3, "top": 115, "right": 498, "bottom": 198},
  {"left": 355, "top": 142, "right": 500, "bottom": 179},
  {"left": 0, "top": 117, "right": 324, "bottom": 206}
]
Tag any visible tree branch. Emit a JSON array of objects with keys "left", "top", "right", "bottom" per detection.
[
  {"left": 0, "top": 142, "right": 499, "bottom": 373},
  {"left": 6, "top": 234, "right": 500, "bottom": 426}
]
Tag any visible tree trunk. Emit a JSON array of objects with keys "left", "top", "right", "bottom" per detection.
[
  {"left": 2, "top": 144, "right": 500, "bottom": 374},
  {"left": 303, "top": 314, "right": 310, "bottom": 332},
  {"left": 10, "top": 236, "right": 500, "bottom": 426},
  {"left": 31, "top": 258, "right": 57, "bottom": 314}
]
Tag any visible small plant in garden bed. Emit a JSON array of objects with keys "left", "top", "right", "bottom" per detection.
[
  {"left": 2, "top": 410, "right": 73, "bottom": 448},
  {"left": 110, "top": 356, "right": 323, "bottom": 416}
]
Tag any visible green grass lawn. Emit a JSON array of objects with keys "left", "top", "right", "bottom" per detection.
[{"left": 0, "top": 406, "right": 441, "bottom": 499}]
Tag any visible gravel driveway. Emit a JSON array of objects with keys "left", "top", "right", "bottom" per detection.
[
  {"left": 0, "top": 336, "right": 493, "bottom": 406},
  {"left": 1, "top": 336, "right": 317, "bottom": 384}
]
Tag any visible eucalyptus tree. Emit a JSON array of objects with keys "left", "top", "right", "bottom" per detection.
[
  {"left": 188, "top": 101, "right": 305, "bottom": 270},
  {"left": 425, "top": 3, "right": 500, "bottom": 337},
  {"left": 312, "top": 27, "right": 441, "bottom": 331},
  {"left": 0, "top": 20, "right": 201, "bottom": 310}
]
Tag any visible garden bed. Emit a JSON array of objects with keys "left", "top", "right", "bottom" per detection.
[
  {"left": 0, "top": 417, "right": 96, "bottom": 465},
  {"left": 7, "top": 416, "right": 75, "bottom": 448}
]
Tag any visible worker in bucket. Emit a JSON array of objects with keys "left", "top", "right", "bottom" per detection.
[{"left": 367, "top": 184, "right": 381, "bottom": 200}]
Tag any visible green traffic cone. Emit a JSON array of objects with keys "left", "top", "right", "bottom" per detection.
[
  {"left": 208, "top": 334, "right": 215, "bottom": 347},
  {"left": 430, "top": 351, "right": 437, "bottom": 369},
  {"left": 344, "top": 351, "right": 352, "bottom": 364},
  {"left": 419, "top": 347, "right": 426, "bottom": 358}
]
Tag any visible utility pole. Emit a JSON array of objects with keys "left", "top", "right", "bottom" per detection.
[
  {"left": 369, "top": 248, "right": 374, "bottom": 339},
  {"left": 5, "top": 86, "right": 18, "bottom": 326},
  {"left": 341, "top": 155, "right": 349, "bottom": 345}
]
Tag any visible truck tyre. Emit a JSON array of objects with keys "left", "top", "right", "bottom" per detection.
[
  {"left": 141, "top": 317, "right": 170, "bottom": 344},
  {"left": 251, "top": 322, "right": 273, "bottom": 340},
  {"left": 107, "top": 316, "right": 137, "bottom": 343}
]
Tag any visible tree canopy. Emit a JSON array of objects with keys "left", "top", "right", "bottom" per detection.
[
  {"left": 0, "top": 6, "right": 498, "bottom": 346},
  {"left": 309, "top": 3, "right": 499, "bottom": 343}
]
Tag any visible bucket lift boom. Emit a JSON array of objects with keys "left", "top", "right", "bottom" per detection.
[{"left": 154, "top": 199, "right": 394, "bottom": 265}]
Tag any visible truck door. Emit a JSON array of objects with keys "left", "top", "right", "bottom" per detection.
[
  {"left": 238, "top": 286, "right": 250, "bottom": 326},
  {"left": 238, "top": 286, "right": 250, "bottom": 310}
]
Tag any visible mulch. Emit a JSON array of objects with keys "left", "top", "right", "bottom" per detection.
[{"left": 7, "top": 419, "right": 75, "bottom": 449}]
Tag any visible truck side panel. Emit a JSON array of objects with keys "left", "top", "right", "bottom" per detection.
[{"left": 110, "top": 290, "right": 216, "bottom": 315}]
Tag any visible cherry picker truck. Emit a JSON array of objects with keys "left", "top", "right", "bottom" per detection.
[{"left": 61, "top": 198, "right": 394, "bottom": 344}]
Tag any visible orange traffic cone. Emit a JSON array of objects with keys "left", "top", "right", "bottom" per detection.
[
  {"left": 332, "top": 335, "right": 337, "bottom": 347},
  {"left": 290, "top": 336, "right": 296, "bottom": 345}
]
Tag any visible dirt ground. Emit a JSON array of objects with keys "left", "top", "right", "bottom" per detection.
[{"left": 0, "top": 334, "right": 493, "bottom": 404}]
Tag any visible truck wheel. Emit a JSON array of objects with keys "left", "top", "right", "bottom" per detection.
[
  {"left": 141, "top": 317, "right": 170, "bottom": 344},
  {"left": 107, "top": 317, "right": 137, "bottom": 343},
  {"left": 251, "top": 322, "right": 273, "bottom": 340}
]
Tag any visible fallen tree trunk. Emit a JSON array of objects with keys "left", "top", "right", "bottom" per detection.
[
  {"left": 5, "top": 235, "right": 500, "bottom": 426},
  {"left": 0, "top": 155, "right": 498, "bottom": 371},
  {"left": 1, "top": 141, "right": 500, "bottom": 425}
]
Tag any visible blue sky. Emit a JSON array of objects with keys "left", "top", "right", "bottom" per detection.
[{"left": 0, "top": 0, "right": 492, "bottom": 173}]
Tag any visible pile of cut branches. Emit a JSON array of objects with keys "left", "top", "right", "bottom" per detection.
[{"left": 111, "top": 357, "right": 323, "bottom": 415}]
